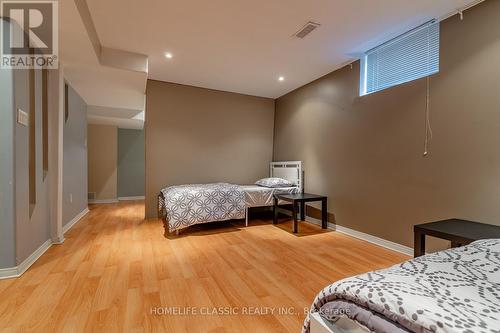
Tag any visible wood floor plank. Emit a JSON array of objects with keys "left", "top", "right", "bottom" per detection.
[{"left": 0, "top": 201, "right": 408, "bottom": 332}]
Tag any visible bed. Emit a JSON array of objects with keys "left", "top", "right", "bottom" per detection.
[
  {"left": 158, "top": 161, "right": 303, "bottom": 235},
  {"left": 304, "top": 238, "right": 500, "bottom": 333}
]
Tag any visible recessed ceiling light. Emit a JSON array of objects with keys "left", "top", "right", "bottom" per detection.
[
  {"left": 165, "top": 52, "right": 173, "bottom": 59},
  {"left": 278, "top": 76, "right": 285, "bottom": 82}
]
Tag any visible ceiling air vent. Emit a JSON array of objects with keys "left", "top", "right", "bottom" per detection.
[{"left": 294, "top": 21, "right": 320, "bottom": 39}]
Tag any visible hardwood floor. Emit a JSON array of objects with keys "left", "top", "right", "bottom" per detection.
[{"left": 0, "top": 201, "right": 408, "bottom": 332}]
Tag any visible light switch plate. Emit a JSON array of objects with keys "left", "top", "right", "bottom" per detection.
[{"left": 17, "top": 108, "right": 28, "bottom": 126}]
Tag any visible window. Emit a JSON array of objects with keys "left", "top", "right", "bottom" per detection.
[{"left": 360, "top": 20, "right": 439, "bottom": 96}]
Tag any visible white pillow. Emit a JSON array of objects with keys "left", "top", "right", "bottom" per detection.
[{"left": 255, "top": 177, "right": 293, "bottom": 188}]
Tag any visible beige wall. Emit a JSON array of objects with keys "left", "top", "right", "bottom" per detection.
[
  {"left": 88, "top": 124, "right": 117, "bottom": 201},
  {"left": 145, "top": 81, "right": 275, "bottom": 218},
  {"left": 274, "top": 0, "right": 500, "bottom": 251}
]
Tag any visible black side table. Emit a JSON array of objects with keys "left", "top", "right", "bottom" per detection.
[
  {"left": 273, "top": 193, "right": 328, "bottom": 233},
  {"left": 413, "top": 218, "right": 500, "bottom": 257}
]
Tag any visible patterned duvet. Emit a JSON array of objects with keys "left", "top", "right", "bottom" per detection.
[
  {"left": 303, "top": 239, "right": 500, "bottom": 333},
  {"left": 159, "top": 183, "right": 245, "bottom": 233}
]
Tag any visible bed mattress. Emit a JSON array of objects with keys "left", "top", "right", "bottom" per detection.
[
  {"left": 318, "top": 300, "right": 410, "bottom": 333},
  {"left": 159, "top": 183, "right": 300, "bottom": 233},
  {"left": 160, "top": 183, "right": 246, "bottom": 232},
  {"left": 303, "top": 238, "right": 500, "bottom": 333},
  {"left": 241, "top": 185, "right": 300, "bottom": 207}
]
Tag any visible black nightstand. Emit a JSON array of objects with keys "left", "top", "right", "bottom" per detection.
[
  {"left": 273, "top": 193, "right": 327, "bottom": 233},
  {"left": 413, "top": 219, "right": 500, "bottom": 257}
]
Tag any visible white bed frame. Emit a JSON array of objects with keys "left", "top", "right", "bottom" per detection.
[
  {"left": 270, "top": 161, "right": 303, "bottom": 192},
  {"left": 244, "top": 161, "right": 303, "bottom": 226}
]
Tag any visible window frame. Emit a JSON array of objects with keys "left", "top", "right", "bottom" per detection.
[{"left": 359, "top": 20, "right": 439, "bottom": 96}]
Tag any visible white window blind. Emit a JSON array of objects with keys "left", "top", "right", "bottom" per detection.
[{"left": 360, "top": 20, "right": 439, "bottom": 96}]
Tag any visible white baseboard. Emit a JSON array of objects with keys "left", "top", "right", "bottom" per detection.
[
  {"left": 88, "top": 198, "right": 119, "bottom": 204},
  {"left": 51, "top": 236, "right": 65, "bottom": 245},
  {"left": 62, "top": 207, "right": 89, "bottom": 234},
  {"left": 118, "top": 196, "right": 145, "bottom": 201},
  {"left": 305, "top": 217, "right": 413, "bottom": 257},
  {"left": 0, "top": 208, "right": 91, "bottom": 280},
  {"left": 0, "top": 266, "right": 18, "bottom": 280},
  {"left": 0, "top": 239, "right": 52, "bottom": 280}
]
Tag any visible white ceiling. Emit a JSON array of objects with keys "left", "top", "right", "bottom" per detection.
[
  {"left": 60, "top": 0, "right": 146, "bottom": 128},
  {"left": 86, "top": 0, "right": 477, "bottom": 99}
]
